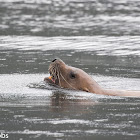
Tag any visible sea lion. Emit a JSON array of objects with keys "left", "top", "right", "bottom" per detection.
[{"left": 44, "top": 59, "right": 140, "bottom": 97}]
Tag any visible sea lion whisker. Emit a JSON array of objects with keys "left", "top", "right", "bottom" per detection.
[
  {"left": 59, "top": 71, "right": 76, "bottom": 90},
  {"left": 49, "top": 65, "right": 56, "bottom": 72},
  {"left": 50, "top": 66, "right": 56, "bottom": 75},
  {"left": 49, "top": 64, "right": 60, "bottom": 82},
  {"left": 49, "top": 66, "right": 53, "bottom": 71},
  {"left": 49, "top": 63, "right": 75, "bottom": 89},
  {"left": 52, "top": 63, "right": 76, "bottom": 89},
  {"left": 54, "top": 65, "right": 58, "bottom": 75},
  {"left": 57, "top": 66, "right": 62, "bottom": 87},
  {"left": 49, "top": 66, "right": 55, "bottom": 73}
]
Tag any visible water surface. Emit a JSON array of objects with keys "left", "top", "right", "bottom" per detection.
[
  {"left": 0, "top": 36, "right": 140, "bottom": 140},
  {"left": 0, "top": 0, "right": 140, "bottom": 36},
  {"left": 0, "top": 0, "right": 140, "bottom": 140}
]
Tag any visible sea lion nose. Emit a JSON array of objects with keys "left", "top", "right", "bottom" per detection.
[{"left": 52, "top": 58, "right": 57, "bottom": 62}]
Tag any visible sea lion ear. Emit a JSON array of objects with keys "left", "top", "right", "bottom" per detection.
[{"left": 83, "top": 87, "right": 89, "bottom": 92}]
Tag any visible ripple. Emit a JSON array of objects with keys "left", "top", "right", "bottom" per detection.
[
  {"left": 47, "top": 119, "right": 92, "bottom": 125},
  {"left": 7, "top": 130, "right": 64, "bottom": 137},
  {"left": 0, "top": 36, "right": 140, "bottom": 56},
  {"left": 0, "top": 0, "right": 140, "bottom": 36}
]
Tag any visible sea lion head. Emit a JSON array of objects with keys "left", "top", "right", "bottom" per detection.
[
  {"left": 44, "top": 59, "right": 140, "bottom": 97},
  {"left": 44, "top": 59, "right": 96, "bottom": 92}
]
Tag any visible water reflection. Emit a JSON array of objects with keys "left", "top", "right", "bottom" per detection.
[
  {"left": 1, "top": 88, "right": 140, "bottom": 140},
  {"left": 51, "top": 91, "right": 96, "bottom": 112}
]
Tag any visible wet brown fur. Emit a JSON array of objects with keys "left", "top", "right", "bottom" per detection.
[{"left": 44, "top": 59, "right": 140, "bottom": 97}]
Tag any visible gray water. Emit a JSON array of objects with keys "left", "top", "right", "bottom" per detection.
[{"left": 0, "top": 0, "right": 140, "bottom": 140}]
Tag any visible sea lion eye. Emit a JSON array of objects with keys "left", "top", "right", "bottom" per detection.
[{"left": 70, "top": 71, "right": 76, "bottom": 79}]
